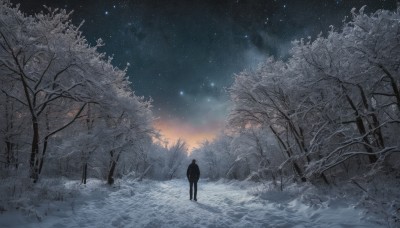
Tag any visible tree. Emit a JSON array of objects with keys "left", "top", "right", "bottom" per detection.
[
  {"left": 0, "top": 2, "right": 153, "bottom": 183},
  {"left": 226, "top": 6, "right": 400, "bottom": 184},
  {"left": 229, "top": 59, "right": 311, "bottom": 182},
  {"left": 165, "top": 139, "right": 188, "bottom": 180},
  {"left": 290, "top": 6, "right": 400, "bottom": 177}
]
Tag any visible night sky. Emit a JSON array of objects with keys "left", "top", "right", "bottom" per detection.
[{"left": 13, "top": 0, "right": 397, "bottom": 149}]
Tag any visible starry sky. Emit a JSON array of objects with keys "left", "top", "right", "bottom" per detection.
[{"left": 14, "top": 0, "right": 397, "bottom": 150}]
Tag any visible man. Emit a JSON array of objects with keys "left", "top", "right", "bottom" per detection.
[{"left": 186, "top": 159, "right": 200, "bottom": 201}]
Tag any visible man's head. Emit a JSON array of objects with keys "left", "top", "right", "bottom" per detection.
[{"left": 192, "top": 159, "right": 196, "bottom": 164}]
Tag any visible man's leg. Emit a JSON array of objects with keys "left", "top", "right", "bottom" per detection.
[
  {"left": 193, "top": 181, "right": 197, "bottom": 201},
  {"left": 189, "top": 181, "right": 193, "bottom": 200}
]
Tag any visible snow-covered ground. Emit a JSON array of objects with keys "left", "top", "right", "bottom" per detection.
[{"left": 0, "top": 179, "right": 384, "bottom": 228}]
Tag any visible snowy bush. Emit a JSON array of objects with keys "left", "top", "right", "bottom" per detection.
[{"left": 0, "top": 176, "right": 77, "bottom": 219}]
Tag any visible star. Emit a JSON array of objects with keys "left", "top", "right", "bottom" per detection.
[{"left": 17, "top": 0, "right": 396, "bottom": 156}]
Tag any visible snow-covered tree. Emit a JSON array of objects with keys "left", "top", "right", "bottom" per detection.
[
  {"left": 229, "top": 59, "right": 313, "bottom": 182},
  {"left": 0, "top": 2, "right": 153, "bottom": 183},
  {"left": 165, "top": 139, "right": 188, "bottom": 180},
  {"left": 289, "top": 6, "right": 400, "bottom": 178},
  {"left": 190, "top": 134, "right": 235, "bottom": 180},
  {"left": 225, "top": 6, "right": 400, "bottom": 184}
]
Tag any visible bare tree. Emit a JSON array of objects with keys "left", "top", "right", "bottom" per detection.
[{"left": 165, "top": 139, "right": 188, "bottom": 180}]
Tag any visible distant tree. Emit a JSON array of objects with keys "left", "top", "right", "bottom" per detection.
[
  {"left": 165, "top": 139, "right": 188, "bottom": 180},
  {"left": 190, "top": 134, "right": 235, "bottom": 180}
]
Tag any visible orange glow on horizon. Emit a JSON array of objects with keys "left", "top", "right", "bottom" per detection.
[{"left": 154, "top": 119, "right": 220, "bottom": 152}]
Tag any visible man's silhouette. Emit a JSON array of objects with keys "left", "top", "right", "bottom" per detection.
[{"left": 186, "top": 159, "right": 200, "bottom": 201}]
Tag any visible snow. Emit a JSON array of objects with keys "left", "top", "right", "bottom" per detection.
[{"left": 0, "top": 179, "right": 384, "bottom": 228}]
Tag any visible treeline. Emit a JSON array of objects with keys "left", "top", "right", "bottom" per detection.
[{"left": 192, "top": 6, "right": 400, "bottom": 185}]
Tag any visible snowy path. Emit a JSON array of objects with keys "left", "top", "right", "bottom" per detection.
[{"left": 2, "top": 179, "right": 382, "bottom": 228}]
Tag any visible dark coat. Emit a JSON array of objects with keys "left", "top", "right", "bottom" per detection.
[{"left": 187, "top": 163, "right": 200, "bottom": 182}]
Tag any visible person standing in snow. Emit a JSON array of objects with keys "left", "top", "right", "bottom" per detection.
[{"left": 186, "top": 159, "right": 200, "bottom": 201}]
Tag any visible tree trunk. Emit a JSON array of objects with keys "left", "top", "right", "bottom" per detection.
[
  {"left": 344, "top": 93, "right": 377, "bottom": 163},
  {"left": 355, "top": 115, "right": 378, "bottom": 163},
  {"left": 378, "top": 64, "right": 400, "bottom": 110},
  {"left": 320, "top": 172, "right": 329, "bottom": 185},
  {"left": 357, "top": 84, "right": 385, "bottom": 149},
  {"left": 5, "top": 141, "right": 11, "bottom": 168},
  {"left": 4, "top": 96, "right": 11, "bottom": 168},
  {"left": 14, "top": 144, "right": 19, "bottom": 169},
  {"left": 30, "top": 119, "right": 40, "bottom": 182},
  {"left": 269, "top": 125, "right": 306, "bottom": 182},
  {"left": 370, "top": 113, "right": 385, "bottom": 148},
  {"left": 82, "top": 162, "right": 88, "bottom": 184},
  {"left": 107, "top": 160, "right": 116, "bottom": 185},
  {"left": 38, "top": 135, "right": 49, "bottom": 175},
  {"left": 39, "top": 111, "right": 50, "bottom": 175},
  {"left": 107, "top": 150, "right": 121, "bottom": 185}
]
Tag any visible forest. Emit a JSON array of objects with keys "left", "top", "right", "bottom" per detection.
[
  {"left": 194, "top": 6, "right": 400, "bottom": 186},
  {"left": 0, "top": 1, "right": 399, "bottom": 226}
]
